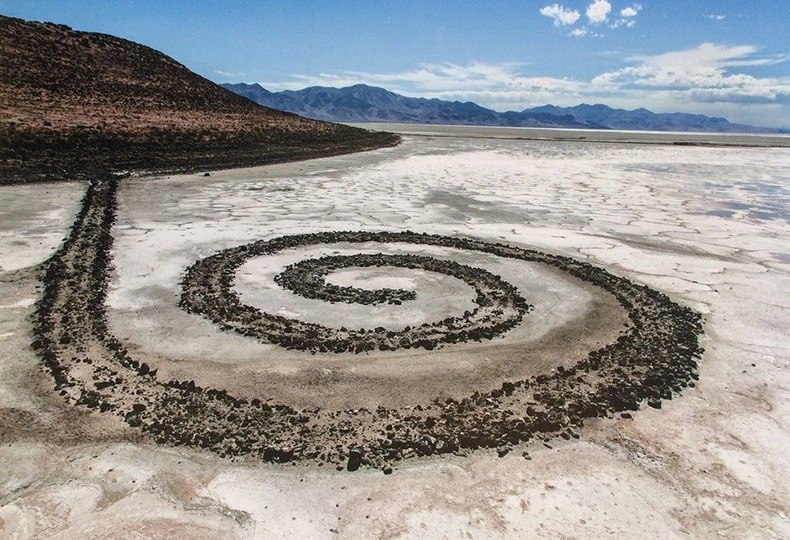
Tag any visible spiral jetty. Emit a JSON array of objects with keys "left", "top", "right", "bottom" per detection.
[{"left": 32, "top": 176, "right": 704, "bottom": 472}]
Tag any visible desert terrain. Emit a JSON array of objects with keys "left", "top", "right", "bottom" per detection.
[
  {"left": 0, "top": 16, "right": 398, "bottom": 184},
  {"left": 2, "top": 129, "right": 789, "bottom": 538}
]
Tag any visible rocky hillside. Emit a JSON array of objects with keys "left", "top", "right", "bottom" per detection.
[{"left": 0, "top": 16, "right": 398, "bottom": 183}]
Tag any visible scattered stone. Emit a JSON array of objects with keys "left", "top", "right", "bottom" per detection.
[
  {"left": 648, "top": 398, "right": 662, "bottom": 409},
  {"left": 346, "top": 449, "right": 363, "bottom": 472}
]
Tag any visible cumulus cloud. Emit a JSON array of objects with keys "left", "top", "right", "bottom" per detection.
[
  {"left": 620, "top": 4, "right": 641, "bottom": 17},
  {"left": 539, "top": 4, "right": 581, "bottom": 26},
  {"left": 259, "top": 44, "right": 790, "bottom": 126},
  {"left": 586, "top": 0, "right": 612, "bottom": 24},
  {"left": 261, "top": 62, "right": 593, "bottom": 109},
  {"left": 592, "top": 43, "right": 790, "bottom": 103},
  {"left": 706, "top": 14, "right": 726, "bottom": 20},
  {"left": 541, "top": 1, "right": 637, "bottom": 35},
  {"left": 610, "top": 4, "right": 641, "bottom": 29}
]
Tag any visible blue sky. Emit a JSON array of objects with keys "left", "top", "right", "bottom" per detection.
[{"left": 3, "top": 1, "right": 789, "bottom": 127}]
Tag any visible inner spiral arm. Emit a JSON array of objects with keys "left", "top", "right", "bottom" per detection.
[
  {"left": 275, "top": 254, "right": 418, "bottom": 306},
  {"left": 182, "top": 246, "right": 533, "bottom": 353}
]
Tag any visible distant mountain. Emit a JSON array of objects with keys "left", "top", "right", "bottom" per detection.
[
  {"left": 222, "top": 83, "right": 597, "bottom": 129},
  {"left": 0, "top": 16, "right": 397, "bottom": 183},
  {"left": 525, "top": 104, "right": 782, "bottom": 134},
  {"left": 223, "top": 82, "right": 785, "bottom": 134}
]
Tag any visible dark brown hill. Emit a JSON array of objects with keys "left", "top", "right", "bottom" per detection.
[{"left": 0, "top": 16, "right": 398, "bottom": 182}]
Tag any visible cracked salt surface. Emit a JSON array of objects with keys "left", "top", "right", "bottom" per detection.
[
  {"left": 0, "top": 181, "right": 85, "bottom": 271},
  {"left": 2, "top": 133, "right": 789, "bottom": 538}
]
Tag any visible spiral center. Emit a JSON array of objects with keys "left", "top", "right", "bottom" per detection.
[
  {"left": 275, "top": 254, "right": 420, "bottom": 306},
  {"left": 175, "top": 232, "right": 635, "bottom": 410}
]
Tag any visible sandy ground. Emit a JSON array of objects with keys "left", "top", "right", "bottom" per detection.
[{"left": 1, "top": 134, "right": 789, "bottom": 538}]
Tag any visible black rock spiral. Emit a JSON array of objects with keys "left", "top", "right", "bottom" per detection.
[
  {"left": 32, "top": 178, "right": 705, "bottom": 471},
  {"left": 181, "top": 243, "right": 532, "bottom": 354}
]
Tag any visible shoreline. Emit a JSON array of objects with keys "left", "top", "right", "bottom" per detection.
[
  {"left": 0, "top": 130, "right": 401, "bottom": 186},
  {"left": 348, "top": 122, "right": 790, "bottom": 148}
]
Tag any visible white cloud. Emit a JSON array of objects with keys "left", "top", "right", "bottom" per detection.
[
  {"left": 586, "top": 0, "right": 612, "bottom": 24},
  {"left": 610, "top": 18, "right": 636, "bottom": 29},
  {"left": 541, "top": 1, "right": 635, "bottom": 34},
  {"left": 706, "top": 14, "right": 726, "bottom": 21},
  {"left": 258, "top": 44, "right": 790, "bottom": 127},
  {"left": 539, "top": 4, "right": 581, "bottom": 26},
  {"left": 261, "top": 62, "right": 594, "bottom": 108},
  {"left": 592, "top": 43, "right": 790, "bottom": 103},
  {"left": 570, "top": 27, "right": 602, "bottom": 38},
  {"left": 214, "top": 70, "right": 246, "bottom": 78},
  {"left": 620, "top": 4, "right": 641, "bottom": 17}
]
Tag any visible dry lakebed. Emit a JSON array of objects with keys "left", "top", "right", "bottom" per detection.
[{"left": 1, "top": 127, "right": 789, "bottom": 538}]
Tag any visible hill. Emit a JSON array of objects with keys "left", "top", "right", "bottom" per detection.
[
  {"left": 223, "top": 82, "right": 784, "bottom": 134},
  {"left": 0, "top": 16, "right": 398, "bottom": 183}
]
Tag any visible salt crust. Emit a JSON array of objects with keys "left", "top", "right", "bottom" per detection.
[{"left": 1, "top": 134, "right": 789, "bottom": 538}]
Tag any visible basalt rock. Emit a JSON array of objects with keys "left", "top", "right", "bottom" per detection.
[{"left": 31, "top": 177, "right": 705, "bottom": 470}]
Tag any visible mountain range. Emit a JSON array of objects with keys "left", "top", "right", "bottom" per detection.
[{"left": 223, "top": 83, "right": 785, "bottom": 134}]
